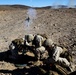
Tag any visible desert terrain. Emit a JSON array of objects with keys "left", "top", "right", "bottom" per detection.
[{"left": 0, "top": 5, "right": 76, "bottom": 75}]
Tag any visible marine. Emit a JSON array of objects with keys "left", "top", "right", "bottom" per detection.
[
  {"left": 8, "top": 34, "right": 75, "bottom": 74},
  {"left": 9, "top": 38, "right": 25, "bottom": 59},
  {"left": 43, "top": 38, "right": 74, "bottom": 72},
  {"left": 23, "top": 34, "right": 35, "bottom": 54},
  {"left": 32, "top": 34, "right": 48, "bottom": 60}
]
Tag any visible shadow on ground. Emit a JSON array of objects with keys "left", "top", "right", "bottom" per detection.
[
  {"left": 0, "top": 50, "right": 43, "bottom": 75},
  {"left": 0, "top": 50, "right": 76, "bottom": 75},
  {"left": 0, "top": 67, "right": 43, "bottom": 75},
  {"left": 0, "top": 50, "right": 36, "bottom": 64}
]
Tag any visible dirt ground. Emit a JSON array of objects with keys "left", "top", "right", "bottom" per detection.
[{"left": 0, "top": 5, "right": 76, "bottom": 75}]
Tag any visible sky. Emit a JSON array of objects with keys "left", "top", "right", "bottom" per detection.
[{"left": 0, "top": 0, "right": 76, "bottom": 7}]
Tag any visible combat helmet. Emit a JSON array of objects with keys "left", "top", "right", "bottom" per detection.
[
  {"left": 25, "top": 34, "right": 34, "bottom": 42},
  {"left": 33, "top": 34, "right": 44, "bottom": 47},
  {"left": 43, "top": 39, "right": 54, "bottom": 48}
]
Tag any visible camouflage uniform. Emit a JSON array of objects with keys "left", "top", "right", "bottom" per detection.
[
  {"left": 43, "top": 39, "right": 74, "bottom": 72},
  {"left": 35, "top": 46, "right": 49, "bottom": 60},
  {"left": 25, "top": 34, "right": 35, "bottom": 46},
  {"left": 23, "top": 34, "right": 35, "bottom": 54},
  {"left": 33, "top": 34, "right": 44, "bottom": 47},
  {"left": 32, "top": 34, "right": 48, "bottom": 60},
  {"left": 9, "top": 38, "right": 25, "bottom": 59}
]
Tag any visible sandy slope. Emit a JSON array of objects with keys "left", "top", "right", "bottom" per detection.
[{"left": 0, "top": 5, "right": 76, "bottom": 75}]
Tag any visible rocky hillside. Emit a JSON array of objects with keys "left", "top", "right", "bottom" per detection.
[{"left": 0, "top": 5, "right": 76, "bottom": 75}]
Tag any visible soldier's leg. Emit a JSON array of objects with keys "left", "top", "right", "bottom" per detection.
[
  {"left": 35, "top": 46, "right": 47, "bottom": 60},
  {"left": 58, "top": 57, "right": 74, "bottom": 72},
  {"left": 58, "top": 57, "right": 70, "bottom": 66}
]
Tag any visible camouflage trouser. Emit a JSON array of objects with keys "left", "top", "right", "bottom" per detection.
[
  {"left": 39, "top": 64, "right": 68, "bottom": 75},
  {"left": 55, "top": 64, "right": 68, "bottom": 75},
  {"left": 52, "top": 46, "right": 70, "bottom": 67},
  {"left": 52, "top": 46, "right": 74, "bottom": 72},
  {"left": 35, "top": 46, "right": 49, "bottom": 60}
]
